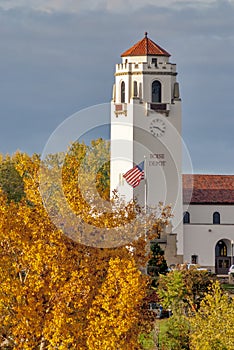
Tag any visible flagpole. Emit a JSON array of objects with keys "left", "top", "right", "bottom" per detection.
[
  {"left": 144, "top": 155, "right": 147, "bottom": 214},
  {"left": 143, "top": 155, "right": 149, "bottom": 273}
]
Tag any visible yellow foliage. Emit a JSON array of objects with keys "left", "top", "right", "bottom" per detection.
[
  {"left": 0, "top": 149, "right": 169, "bottom": 349},
  {"left": 86, "top": 257, "right": 146, "bottom": 350},
  {"left": 190, "top": 281, "right": 234, "bottom": 350}
]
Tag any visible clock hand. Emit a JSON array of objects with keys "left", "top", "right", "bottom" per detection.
[{"left": 152, "top": 126, "right": 163, "bottom": 132}]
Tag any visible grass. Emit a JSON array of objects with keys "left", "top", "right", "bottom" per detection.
[
  {"left": 222, "top": 283, "right": 234, "bottom": 296},
  {"left": 138, "top": 332, "right": 156, "bottom": 350},
  {"left": 155, "top": 319, "right": 168, "bottom": 348},
  {"left": 138, "top": 319, "right": 169, "bottom": 349},
  {"left": 222, "top": 283, "right": 234, "bottom": 289}
]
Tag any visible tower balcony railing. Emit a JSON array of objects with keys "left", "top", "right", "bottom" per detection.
[
  {"left": 114, "top": 103, "right": 127, "bottom": 116},
  {"left": 147, "top": 103, "right": 170, "bottom": 115}
]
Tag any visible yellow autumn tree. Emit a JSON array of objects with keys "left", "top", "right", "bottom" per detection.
[
  {"left": 0, "top": 145, "right": 170, "bottom": 349},
  {"left": 0, "top": 186, "right": 92, "bottom": 349},
  {"left": 86, "top": 257, "right": 147, "bottom": 350},
  {"left": 190, "top": 281, "right": 234, "bottom": 350}
]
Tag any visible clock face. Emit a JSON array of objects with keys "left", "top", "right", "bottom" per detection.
[{"left": 149, "top": 118, "right": 166, "bottom": 137}]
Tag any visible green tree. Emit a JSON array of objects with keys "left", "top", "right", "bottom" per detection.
[
  {"left": 157, "top": 271, "right": 189, "bottom": 349},
  {"left": 147, "top": 242, "right": 168, "bottom": 277},
  {"left": 160, "top": 314, "right": 190, "bottom": 350},
  {"left": 158, "top": 270, "right": 186, "bottom": 314},
  {"left": 157, "top": 269, "right": 217, "bottom": 350},
  {"left": 182, "top": 268, "right": 215, "bottom": 312},
  {"left": 158, "top": 268, "right": 215, "bottom": 314},
  {"left": 139, "top": 330, "right": 157, "bottom": 350},
  {"left": 0, "top": 157, "right": 25, "bottom": 203}
]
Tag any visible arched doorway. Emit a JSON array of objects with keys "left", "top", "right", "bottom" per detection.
[{"left": 215, "top": 239, "right": 231, "bottom": 274}]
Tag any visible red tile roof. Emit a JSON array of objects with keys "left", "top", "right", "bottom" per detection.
[
  {"left": 121, "top": 32, "right": 171, "bottom": 57},
  {"left": 183, "top": 174, "right": 234, "bottom": 204}
]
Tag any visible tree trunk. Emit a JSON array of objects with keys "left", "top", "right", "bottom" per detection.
[{"left": 39, "top": 337, "right": 46, "bottom": 350}]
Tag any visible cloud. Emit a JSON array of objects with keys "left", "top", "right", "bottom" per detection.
[
  {"left": 0, "top": 0, "right": 233, "bottom": 14},
  {"left": 0, "top": 0, "right": 234, "bottom": 174}
]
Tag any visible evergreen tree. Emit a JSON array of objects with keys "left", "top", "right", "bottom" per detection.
[{"left": 147, "top": 242, "right": 168, "bottom": 277}]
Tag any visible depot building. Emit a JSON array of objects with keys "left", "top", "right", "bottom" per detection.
[{"left": 110, "top": 33, "right": 234, "bottom": 274}]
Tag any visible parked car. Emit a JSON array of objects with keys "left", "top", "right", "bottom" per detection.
[
  {"left": 186, "top": 264, "right": 211, "bottom": 272},
  {"left": 149, "top": 302, "right": 171, "bottom": 319},
  {"left": 228, "top": 265, "right": 234, "bottom": 274}
]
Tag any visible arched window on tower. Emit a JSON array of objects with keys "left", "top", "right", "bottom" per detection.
[
  {"left": 121, "top": 81, "right": 125, "bottom": 103},
  {"left": 183, "top": 211, "right": 190, "bottom": 224},
  {"left": 133, "top": 81, "right": 138, "bottom": 98},
  {"left": 152, "top": 80, "right": 161, "bottom": 103},
  {"left": 213, "top": 212, "right": 220, "bottom": 224}
]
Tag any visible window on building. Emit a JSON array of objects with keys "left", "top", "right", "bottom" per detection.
[
  {"left": 183, "top": 211, "right": 190, "bottom": 224},
  {"left": 152, "top": 58, "right": 157, "bottom": 67},
  {"left": 215, "top": 240, "right": 227, "bottom": 257},
  {"left": 191, "top": 255, "right": 198, "bottom": 264},
  {"left": 152, "top": 80, "right": 161, "bottom": 103},
  {"left": 213, "top": 211, "right": 220, "bottom": 224},
  {"left": 133, "top": 81, "right": 138, "bottom": 97},
  {"left": 121, "top": 81, "right": 125, "bottom": 103}
]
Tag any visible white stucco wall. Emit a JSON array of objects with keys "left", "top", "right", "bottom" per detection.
[
  {"left": 115, "top": 56, "right": 177, "bottom": 104},
  {"left": 184, "top": 204, "right": 234, "bottom": 224},
  {"left": 183, "top": 223, "right": 234, "bottom": 268},
  {"left": 110, "top": 103, "right": 134, "bottom": 201},
  {"left": 111, "top": 50, "right": 183, "bottom": 254}
]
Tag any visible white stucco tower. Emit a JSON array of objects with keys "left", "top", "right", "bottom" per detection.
[{"left": 110, "top": 33, "right": 183, "bottom": 257}]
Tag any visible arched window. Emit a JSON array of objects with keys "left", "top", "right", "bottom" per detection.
[
  {"left": 152, "top": 80, "right": 161, "bottom": 103},
  {"left": 183, "top": 211, "right": 190, "bottom": 224},
  {"left": 121, "top": 81, "right": 125, "bottom": 103},
  {"left": 215, "top": 240, "right": 227, "bottom": 257},
  {"left": 133, "top": 81, "right": 138, "bottom": 97},
  {"left": 191, "top": 254, "right": 198, "bottom": 264},
  {"left": 213, "top": 212, "right": 220, "bottom": 224}
]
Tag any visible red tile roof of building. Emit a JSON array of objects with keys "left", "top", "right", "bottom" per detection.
[
  {"left": 183, "top": 174, "right": 234, "bottom": 204},
  {"left": 121, "top": 32, "right": 171, "bottom": 57}
]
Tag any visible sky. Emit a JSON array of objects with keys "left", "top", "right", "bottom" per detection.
[{"left": 1, "top": 0, "right": 234, "bottom": 174}]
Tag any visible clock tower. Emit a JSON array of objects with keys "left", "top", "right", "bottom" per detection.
[{"left": 110, "top": 33, "right": 183, "bottom": 259}]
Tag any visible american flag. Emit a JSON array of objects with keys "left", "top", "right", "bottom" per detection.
[{"left": 123, "top": 161, "right": 144, "bottom": 188}]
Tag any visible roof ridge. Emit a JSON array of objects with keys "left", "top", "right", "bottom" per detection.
[
  {"left": 121, "top": 33, "right": 170, "bottom": 57},
  {"left": 183, "top": 174, "right": 234, "bottom": 177}
]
